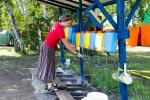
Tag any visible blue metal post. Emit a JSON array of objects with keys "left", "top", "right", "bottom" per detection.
[
  {"left": 60, "top": 41, "right": 65, "bottom": 70},
  {"left": 117, "top": 0, "right": 128, "bottom": 100},
  {"left": 59, "top": 8, "right": 65, "bottom": 70},
  {"left": 78, "top": 0, "right": 84, "bottom": 86}
]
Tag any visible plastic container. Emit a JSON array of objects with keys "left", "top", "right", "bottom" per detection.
[
  {"left": 81, "top": 92, "right": 108, "bottom": 100},
  {"left": 141, "top": 24, "right": 150, "bottom": 46},
  {"left": 127, "top": 26, "right": 140, "bottom": 46},
  {"left": 84, "top": 31, "right": 90, "bottom": 49},
  {"left": 76, "top": 32, "right": 80, "bottom": 47},
  {"left": 104, "top": 32, "right": 118, "bottom": 52},
  {"left": 65, "top": 27, "right": 69, "bottom": 38},
  {"left": 95, "top": 32, "right": 104, "bottom": 52},
  {"left": 87, "top": 92, "right": 108, "bottom": 100},
  {"left": 68, "top": 27, "right": 73, "bottom": 39},
  {"left": 90, "top": 32, "right": 96, "bottom": 50},
  {"left": 64, "top": 59, "right": 70, "bottom": 68},
  {"left": 80, "top": 32, "right": 84, "bottom": 48},
  {"left": 71, "top": 32, "right": 76, "bottom": 45}
]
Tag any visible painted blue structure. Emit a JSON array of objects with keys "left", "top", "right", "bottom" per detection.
[
  {"left": 117, "top": 0, "right": 128, "bottom": 99},
  {"left": 38, "top": 0, "right": 140, "bottom": 99},
  {"left": 85, "top": 0, "right": 140, "bottom": 99},
  {"left": 78, "top": 0, "right": 84, "bottom": 86},
  {"left": 60, "top": 41, "right": 65, "bottom": 70}
]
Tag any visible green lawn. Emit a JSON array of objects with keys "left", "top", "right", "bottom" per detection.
[{"left": 61, "top": 47, "right": 150, "bottom": 100}]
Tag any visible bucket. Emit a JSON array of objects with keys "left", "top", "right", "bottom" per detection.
[
  {"left": 141, "top": 24, "right": 150, "bottom": 46},
  {"left": 76, "top": 32, "right": 80, "bottom": 47},
  {"left": 68, "top": 27, "right": 73, "bottom": 39},
  {"left": 71, "top": 32, "right": 76, "bottom": 45},
  {"left": 80, "top": 32, "right": 84, "bottom": 48},
  {"left": 65, "top": 27, "right": 69, "bottom": 38},
  {"left": 84, "top": 31, "right": 90, "bottom": 49},
  {"left": 64, "top": 59, "right": 70, "bottom": 68},
  {"left": 90, "top": 32, "right": 96, "bottom": 50},
  {"left": 104, "top": 32, "right": 118, "bottom": 52},
  {"left": 82, "top": 92, "right": 108, "bottom": 100},
  {"left": 87, "top": 92, "right": 108, "bottom": 100},
  {"left": 95, "top": 32, "right": 104, "bottom": 52},
  {"left": 127, "top": 26, "right": 140, "bottom": 46},
  {"left": 81, "top": 97, "right": 90, "bottom": 100}
]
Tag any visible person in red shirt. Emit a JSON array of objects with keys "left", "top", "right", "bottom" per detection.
[{"left": 35, "top": 14, "right": 83, "bottom": 91}]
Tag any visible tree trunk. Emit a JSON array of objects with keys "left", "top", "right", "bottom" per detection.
[
  {"left": 0, "top": 6, "right": 2, "bottom": 30},
  {"left": 23, "top": 0, "right": 28, "bottom": 16},
  {"left": 3, "top": 1, "right": 24, "bottom": 51},
  {"left": 16, "top": 0, "right": 24, "bottom": 16},
  {"left": 41, "top": 4, "right": 48, "bottom": 18},
  {"left": 37, "top": 24, "right": 43, "bottom": 50}
]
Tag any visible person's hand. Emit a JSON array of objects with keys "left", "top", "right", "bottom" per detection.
[{"left": 77, "top": 52, "right": 83, "bottom": 58}]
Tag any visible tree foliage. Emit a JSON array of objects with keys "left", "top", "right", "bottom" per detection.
[{"left": 0, "top": 0, "right": 149, "bottom": 51}]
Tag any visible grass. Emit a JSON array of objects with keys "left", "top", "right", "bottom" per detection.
[
  {"left": 2, "top": 46, "right": 149, "bottom": 99},
  {"left": 62, "top": 47, "right": 150, "bottom": 100}
]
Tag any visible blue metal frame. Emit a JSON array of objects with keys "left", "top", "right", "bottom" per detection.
[
  {"left": 41, "top": 0, "right": 140, "bottom": 99},
  {"left": 78, "top": 0, "right": 84, "bottom": 86},
  {"left": 95, "top": 0, "right": 117, "bottom": 29},
  {"left": 85, "top": 0, "right": 117, "bottom": 29},
  {"left": 59, "top": 8, "right": 65, "bottom": 70},
  {"left": 60, "top": 41, "right": 65, "bottom": 70},
  {"left": 117, "top": 0, "right": 128, "bottom": 100},
  {"left": 84, "top": 0, "right": 139, "bottom": 99}
]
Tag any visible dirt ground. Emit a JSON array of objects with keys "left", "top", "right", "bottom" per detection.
[
  {"left": 0, "top": 46, "right": 150, "bottom": 100},
  {"left": 0, "top": 46, "right": 38, "bottom": 100}
]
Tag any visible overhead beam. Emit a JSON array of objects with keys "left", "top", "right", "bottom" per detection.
[
  {"left": 38, "top": 0, "right": 77, "bottom": 11},
  {"left": 65, "top": 0, "right": 89, "bottom": 7},
  {"left": 84, "top": 0, "right": 117, "bottom": 6},
  {"left": 49, "top": 0, "right": 87, "bottom": 9},
  {"left": 47, "top": 0, "right": 79, "bottom": 9}
]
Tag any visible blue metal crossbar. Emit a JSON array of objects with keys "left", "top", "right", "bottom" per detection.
[{"left": 85, "top": 0, "right": 117, "bottom": 29}]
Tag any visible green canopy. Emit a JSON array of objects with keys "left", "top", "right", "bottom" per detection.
[
  {"left": 0, "top": 30, "right": 14, "bottom": 46},
  {"left": 143, "top": 13, "right": 150, "bottom": 23}
]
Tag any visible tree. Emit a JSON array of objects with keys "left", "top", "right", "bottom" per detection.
[
  {"left": 2, "top": 0, "right": 24, "bottom": 52},
  {"left": 125, "top": 0, "right": 150, "bottom": 24}
]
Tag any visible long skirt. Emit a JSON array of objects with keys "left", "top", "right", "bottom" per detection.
[{"left": 36, "top": 44, "right": 56, "bottom": 83}]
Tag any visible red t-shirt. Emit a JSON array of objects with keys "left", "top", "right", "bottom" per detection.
[{"left": 44, "top": 22, "right": 66, "bottom": 48}]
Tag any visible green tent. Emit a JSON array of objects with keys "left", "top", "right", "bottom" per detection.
[
  {"left": 0, "top": 30, "right": 14, "bottom": 46},
  {"left": 143, "top": 13, "right": 150, "bottom": 23}
]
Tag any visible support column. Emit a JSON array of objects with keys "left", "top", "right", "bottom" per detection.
[
  {"left": 117, "top": 0, "right": 128, "bottom": 100},
  {"left": 59, "top": 7, "right": 65, "bottom": 70},
  {"left": 78, "top": 0, "right": 84, "bottom": 86}
]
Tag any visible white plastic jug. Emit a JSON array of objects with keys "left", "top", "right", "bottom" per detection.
[{"left": 65, "top": 59, "right": 70, "bottom": 68}]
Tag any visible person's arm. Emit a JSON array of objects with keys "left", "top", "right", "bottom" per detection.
[{"left": 61, "top": 38, "right": 83, "bottom": 58}]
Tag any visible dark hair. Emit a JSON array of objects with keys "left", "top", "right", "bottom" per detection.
[{"left": 59, "top": 14, "right": 72, "bottom": 22}]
